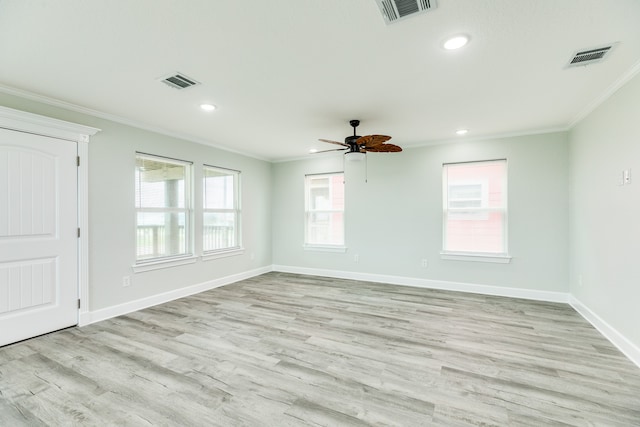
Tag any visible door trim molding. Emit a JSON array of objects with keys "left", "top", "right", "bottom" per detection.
[
  {"left": 0, "top": 106, "right": 100, "bottom": 325},
  {"left": 0, "top": 105, "right": 100, "bottom": 143}
]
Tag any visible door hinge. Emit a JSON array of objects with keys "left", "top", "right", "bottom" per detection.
[
  {"left": 78, "top": 299, "right": 81, "bottom": 309},
  {"left": 77, "top": 156, "right": 80, "bottom": 166},
  {"left": 77, "top": 228, "right": 81, "bottom": 238}
]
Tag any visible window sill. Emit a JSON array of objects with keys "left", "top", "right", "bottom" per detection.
[
  {"left": 132, "top": 255, "right": 198, "bottom": 273},
  {"left": 201, "top": 247, "right": 245, "bottom": 261},
  {"left": 440, "top": 252, "right": 512, "bottom": 264},
  {"left": 303, "top": 244, "right": 347, "bottom": 253}
]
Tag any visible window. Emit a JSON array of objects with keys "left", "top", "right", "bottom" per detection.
[
  {"left": 135, "top": 154, "right": 192, "bottom": 263},
  {"left": 442, "top": 160, "right": 508, "bottom": 260},
  {"left": 305, "top": 173, "right": 345, "bottom": 248},
  {"left": 203, "top": 165, "right": 240, "bottom": 252}
]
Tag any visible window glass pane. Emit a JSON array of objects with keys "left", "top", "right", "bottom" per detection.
[
  {"left": 444, "top": 160, "right": 506, "bottom": 254},
  {"left": 445, "top": 211, "right": 504, "bottom": 253},
  {"left": 136, "top": 212, "right": 186, "bottom": 260},
  {"left": 135, "top": 158, "right": 186, "bottom": 208},
  {"left": 204, "top": 169, "right": 235, "bottom": 210},
  {"left": 135, "top": 154, "right": 191, "bottom": 263},
  {"left": 202, "top": 166, "right": 240, "bottom": 253},
  {"left": 310, "top": 186, "right": 330, "bottom": 210},
  {"left": 307, "top": 176, "right": 344, "bottom": 211},
  {"left": 308, "top": 177, "right": 330, "bottom": 210},
  {"left": 306, "top": 212, "right": 344, "bottom": 245},
  {"left": 203, "top": 212, "right": 236, "bottom": 251},
  {"left": 449, "top": 184, "right": 482, "bottom": 200},
  {"left": 305, "top": 173, "right": 345, "bottom": 246}
]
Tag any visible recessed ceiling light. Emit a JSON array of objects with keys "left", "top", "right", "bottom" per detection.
[
  {"left": 456, "top": 129, "right": 468, "bottom": 135},
  {"left": 443, "top": 35, "right": 469, "bottom": 50},
  {"left": 200, "top": 103, "right": 216, "bottom": 112},
  {"left": 309, "top": 149, "right": 318, "bottom": 153}
]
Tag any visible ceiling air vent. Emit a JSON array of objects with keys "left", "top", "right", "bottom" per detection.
[
  {"left": 160, "top": 72, "right": 200, "bottom": 90},
  {"left": 566, "top": 44, "right": 617, "bottom": 68},
  {"left": 375, "top": 0, "right": 437, "bottom": 25}
]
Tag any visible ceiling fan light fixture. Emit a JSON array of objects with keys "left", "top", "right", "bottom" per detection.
[
  {"left": 345, "top": 152, "right": 366, "bottom": 162},
  {"left": 443, "top": 35, "right": 469, "bottom": 50}
]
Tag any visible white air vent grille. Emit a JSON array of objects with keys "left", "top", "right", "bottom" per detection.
[
  {"left": 376, "top": 0, "right": 436, "bottom": 24},
  {"left": 160, "top": 73, "right": 200, "bottom": 90},
  {"left": 566, "top": 44, "right": 616, "bottom": 68}
]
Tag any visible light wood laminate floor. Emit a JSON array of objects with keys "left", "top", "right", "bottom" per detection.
[{"left": 1, "top": 272, "right": 639, "bottom": 426}]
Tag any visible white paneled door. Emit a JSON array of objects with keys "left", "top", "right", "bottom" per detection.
[{"left": 0, "top": 127, "right": 78, "bottom": 346}]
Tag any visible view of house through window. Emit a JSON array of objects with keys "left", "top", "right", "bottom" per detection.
[
  {"left": 203, "top": 166, "right": 240, "bottom": 252},
  {"left": 443, "top": 160, "right": 507, "bottom": 255},
  {"left": 135, "top": 154, "right": 192, "bottom": 262},
  {"left": 305, "top": 173, "right": 345, "bottom": 246}
]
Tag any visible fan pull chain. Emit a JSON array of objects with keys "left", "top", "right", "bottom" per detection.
[{"left": 365, "top": 154, "right": 368, "bottom": 183}]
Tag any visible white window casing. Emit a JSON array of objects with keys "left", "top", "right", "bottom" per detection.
[
  {"left": 304, "top": 172, "right": 345, "bottom": 250},
  {"left": 442, "top": 160, "right": 511, "bottom": 263},
  {"left": 134, "top": 153, "right": 193, "bottom": 267},
  {"left": 202, "top": 165, "right": 242, "bottom": 258}
]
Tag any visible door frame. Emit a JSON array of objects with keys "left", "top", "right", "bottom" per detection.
[{"left": 0, "top": 105, "right": 100, "bottom": 326}]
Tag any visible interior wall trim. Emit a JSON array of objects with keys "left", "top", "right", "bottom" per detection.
[
  {"left": 78, "top": 266, "right": 271, "bottom": 326},
  {"left": 271, "top": 265, "right": 569, "bottom": 303},
  {"left": 569, "top": 295, "right": 640, "bottom": 369}
]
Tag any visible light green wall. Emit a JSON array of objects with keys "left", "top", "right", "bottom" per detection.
[
  {"left": 0, "top": 92, "right": 272, "bottom": 311},
  {"left": 569, "top": 72, "right": 640, "bottom": 347},
  {"left": 273, "top": 132, "right": 570, "bottom": 292}
]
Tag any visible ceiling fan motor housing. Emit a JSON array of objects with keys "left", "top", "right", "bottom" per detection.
[{"left": 345, "top": 135, "right": 362, "bottom": 151}]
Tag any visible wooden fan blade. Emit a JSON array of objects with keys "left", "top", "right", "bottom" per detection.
[
  {"left": 364, "top": 143, "right": 402, "bottom": 153},
  {"left": 312, "top": 148, "right": 348, "bottom": 154},
  {"left": 319, "top": 139, "right": 349, "bottom": 147},
  {"left": 356, "top": 134, "right": 391, "bottom": 148}
]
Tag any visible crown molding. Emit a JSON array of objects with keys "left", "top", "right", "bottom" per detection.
[
  {"left": 568, "top": 59, "right": 640, "bottom": 129},
  {"left": 0, "top": 84, "right": 270, "bottom": 162}
]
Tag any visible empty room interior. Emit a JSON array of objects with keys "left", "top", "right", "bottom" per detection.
[{"left": 1, "top": 0, "right": 640, "bottom": 425}]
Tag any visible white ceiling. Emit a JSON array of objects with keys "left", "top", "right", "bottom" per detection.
[{"left": 1, "top": 0, "right": 639, "bottom": 161}]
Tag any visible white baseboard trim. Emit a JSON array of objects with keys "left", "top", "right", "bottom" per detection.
[
  {"left": 78, "top": 266, "right": 271, "bottom": 326},
  {"left": 569, "top": 296, "right": 640, "bottom": 369},
  {"left": 271, "top": 265, "right": 569, "bottom": 303}
]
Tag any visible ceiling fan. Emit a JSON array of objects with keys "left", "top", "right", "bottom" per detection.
[{"left": 317, "top": 120, "right": 402, "bottom": 161}]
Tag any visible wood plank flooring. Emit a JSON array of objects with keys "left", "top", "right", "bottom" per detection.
[{"left": 1, "top": 272, "right": 639, "bottom": 426}]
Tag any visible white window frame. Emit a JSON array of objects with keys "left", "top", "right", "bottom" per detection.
[
  {"left": 202, "top": 165, "right": 243, "bottom": 260},
  {"left": 441, "top": 159, "right": 511, "bottom": 263},
  {"left": 304, "top": 172, "right": 346, "bottom": 252},
  {"left": 133, "top": 153, "right": 194, "bottom": 271}
]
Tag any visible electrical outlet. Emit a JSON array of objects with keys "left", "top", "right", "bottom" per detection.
[
  {"left": 354, "top": 254, "right": 359, "bottom": 263},
  {"left": 123, "top": 276, "right": 131, "bottom": 287},
  {"left": 421, "top": 259, "right": 428, "bottom": 268}
]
